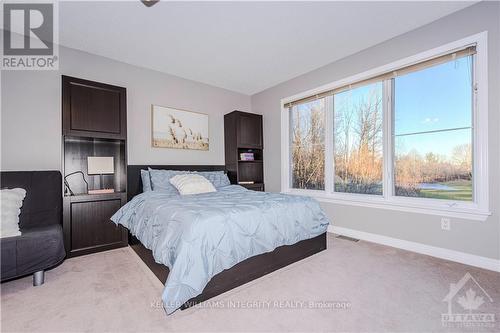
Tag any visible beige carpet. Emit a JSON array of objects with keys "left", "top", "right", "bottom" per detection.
[{"left": 1, "top": 234, "right": 499, "bottom": 332}]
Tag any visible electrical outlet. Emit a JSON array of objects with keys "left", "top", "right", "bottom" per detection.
[{"left": 441, "top": 218, "right": 451, "bottom": 231}]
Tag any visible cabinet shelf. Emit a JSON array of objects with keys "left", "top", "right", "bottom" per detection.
[
  {"left": 64, "top": 192, "right": 126, "bottom": 201},
  {"left": 239, "top": 183, "right": 265, "bottom": 191},
  {"left": 237, "top": 146, "right": 263, "bottom": 150}
]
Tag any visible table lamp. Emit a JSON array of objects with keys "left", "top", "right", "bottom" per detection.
[{"left": 87, "top": 156, "right": 115, "bottom": 194}]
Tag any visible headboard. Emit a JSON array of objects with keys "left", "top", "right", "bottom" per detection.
[{"left": 127, "top": 165, "right": 226, "bottom": 201}]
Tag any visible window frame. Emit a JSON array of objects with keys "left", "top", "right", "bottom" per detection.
[{"left": 280, "top": 32, "right": 490, "bottom": 221}]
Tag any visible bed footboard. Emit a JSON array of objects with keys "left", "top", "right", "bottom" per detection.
[{"left": 129, "top": 232, "right": 327, "bottom": 309}]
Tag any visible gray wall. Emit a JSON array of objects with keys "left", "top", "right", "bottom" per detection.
[
  {"left": 1, "top": 2, "right": 498, "bottom": 260},
  {"left": 1, "top": 46, "right": 251, "bottom": 171},
  {"left": 251, "top": 2, "right": 500, "bottom": 260}
]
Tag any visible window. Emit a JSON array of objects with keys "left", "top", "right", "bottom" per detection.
[
  {"left": 334, "top": 82, "right": 383, "bottom": 195},
  {"left": 394, "top": 56, "right": 473, "bottom": 201},
  {"left": 290, "top": 99, "right": 326, "bottom": 190},
  {"left": 282, "top": 33, "right": 489, "bottom": 220}
]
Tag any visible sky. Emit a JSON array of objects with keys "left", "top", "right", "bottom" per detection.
[
  {"left": 394, "top": 56, "right": 473, "bottom": 158},
  {"left": 334, "top": 82, "right": 383, "bottom": 154}
]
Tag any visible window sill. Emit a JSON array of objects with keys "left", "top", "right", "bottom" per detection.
[{"left": 282, "top": 189, "right": 491, "bottom": 221}]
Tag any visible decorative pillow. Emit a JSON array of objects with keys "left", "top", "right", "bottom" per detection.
[
  {"left": 0, "top": 188, "right": 26, "bottom": 238},
  {"left": 169, "top": 174, "right": 216, "bottom": 195},
  {"left": 198, "top": 171, "right": 231, "bottom": 188},
  {"left": 141, "top": 169, "right": 152, "bottom": 192},
  {"left": 149, "top": 168, "right": 189, "bottom": 193}
]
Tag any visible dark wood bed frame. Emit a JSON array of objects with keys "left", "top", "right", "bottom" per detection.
[{"left": 127, "top": 165, "right": 327, "bottom": 309}]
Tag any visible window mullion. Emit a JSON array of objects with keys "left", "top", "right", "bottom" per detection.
[
  {"left": 324, "top": 96, "right": 334, "bottom": 193},
  {"left": 383, "top": 79, "right": 394, "bottom": 200},
  {"left": 282, "top": 105, "right": 291, "bottom": 192}
]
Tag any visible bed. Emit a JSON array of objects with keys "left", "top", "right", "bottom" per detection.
[{"left": 114, "top": 165, "right": 329, "bottom": 314}]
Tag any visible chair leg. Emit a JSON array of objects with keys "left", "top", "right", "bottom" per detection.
[{"left": 33, "top": 270, "right": 45, "bottom": 286}]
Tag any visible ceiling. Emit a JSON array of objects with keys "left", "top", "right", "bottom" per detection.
[{"left": 58, "top": 1, "right": 476, "bottom": 95}]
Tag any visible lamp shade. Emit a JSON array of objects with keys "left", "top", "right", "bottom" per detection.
[{"left": 87, "top": 156, "right": 114, "bottom": 175}]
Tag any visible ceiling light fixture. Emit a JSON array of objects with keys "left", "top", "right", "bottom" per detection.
[{"left": 141, "top": 0, "right": 159, "bottom": 7}]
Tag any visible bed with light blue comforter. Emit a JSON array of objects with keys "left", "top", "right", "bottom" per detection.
[{"left": 111, "top": 185, "right": 329, "bottom": 314}]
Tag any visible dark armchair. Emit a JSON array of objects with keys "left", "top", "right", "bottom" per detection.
[{"left": 1, "top": 171, "right": 66, "bottom": 285}]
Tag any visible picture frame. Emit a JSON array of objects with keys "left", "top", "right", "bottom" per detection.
[{"left": 151, "top": 105, "right": 209, "bottom": 151}]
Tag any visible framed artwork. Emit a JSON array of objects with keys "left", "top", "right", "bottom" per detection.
[{"left": 151, "top": 105, "right": 209, "bottom": 150}]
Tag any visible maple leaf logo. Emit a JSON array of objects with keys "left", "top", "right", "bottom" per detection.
[{"left": 457, "top": 288, "right": 484, "bottom": 312}]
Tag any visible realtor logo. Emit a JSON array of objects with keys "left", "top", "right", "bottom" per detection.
[
  {"left": 441, "top": 272, "right": 495, "bottom": 328},
  {"left": 1, "top": 1, "right": 59, "bottom": 69}
]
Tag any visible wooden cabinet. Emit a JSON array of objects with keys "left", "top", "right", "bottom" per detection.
[
  {"left": 224, "top": 111, "right": 264, "bottom": 191},
  {"left": 62, "top": 76, "right": 128, "bottom": 257},
  {"left": 236, "top": 112, "right": 263, "bottom": 148},
  {"left": 62, "top": 76, "right": 127, "bottom": 140},
  {"left": 63, "top": 193, "right": 128, "bottom": 257}
]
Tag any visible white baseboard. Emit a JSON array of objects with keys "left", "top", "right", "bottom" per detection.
[{"left": 328, "top": 225, "right": 500, "bottom": 273}]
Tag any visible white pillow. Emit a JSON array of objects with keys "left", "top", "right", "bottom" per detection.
[
  {"left": 0, "top": 188, "right": 26, "bottom": 238},
  {"left": 169, "top": 174, "right": 216, "bottom": 195}
]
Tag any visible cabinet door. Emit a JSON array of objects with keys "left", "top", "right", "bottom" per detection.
[
  {"left": 69, "top": 198, "right": 126, "bottom": 256},
  {"left": 237, "top": 113, "right": 262, "bottom": 148},
  {"left": 62, "top": 76, "right": 126, "bottom": 139}
]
